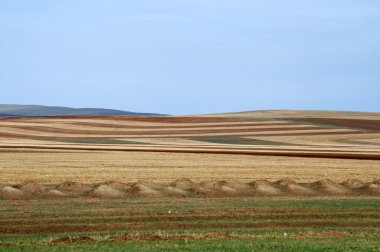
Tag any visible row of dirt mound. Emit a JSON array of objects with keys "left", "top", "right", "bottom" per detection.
[{"left": 1, "top": 179, "right": 379, "bottom": 199}]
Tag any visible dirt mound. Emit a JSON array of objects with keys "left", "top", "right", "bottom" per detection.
[
  {"left": 89, "top": 185, "right": 125, "bottom": 198},
  {"left": 249, "top": 180, "right": 283, "bottom": 196},
  {"left": 218, "top": 180, "right": 251, "bottom": 191},
  {"left": 199, "top": 180, "right": 222, "bottom": 189},
  {"left": 100, "top": 181, "right": 129, "bottom": 190},
  {"left": 218, "top": 185, "right": 238, "bottom": 195},
  {"left": 373, "top": 179, "right": 380, "bottom": 185},
  {"left": 362, "top": 183, "right": 380, "bottom": 194},
  {"left": 16, "top": 181, "right": 49, "bottom": 195},
  {"left": 248, "top": 180, "right": 271, "bottom": 186},
  {"left": 58, "top": 181, "right": 89, "bottom": 194},
  {"left": 128, "top": 184, "right": 161, "bottom": 197},
  {"left": 1, "top": 186, "right": 26, "bottom": 199},
  {"left": 170, "top": 178, "right": 199, "bottom": 190},
  {"left": 341, "top": 179, "right": 365, "bottom": 189},
  {"left": 193, "top": 187, "right": 215, "bottom": 196},
  {"left": 276, "top": 179, "right": 297, "bottom": 186},
  {"left": 312, "top": 179, "right": 352, "bottom": 195},
  {"left": 283, "top": 184, "right": 317, "bottom": 196},
  {"left": 162, "top": 186, "right": 188, "bottom": 197},
  {"left": 47, "top": 189, "right": 69, "bottom": 197},
  {"left": 131, "top": 180, "right": 162, "bottom": 190},
  {"left": 198, "top": 180, "right": 244, "bottom": 195}
]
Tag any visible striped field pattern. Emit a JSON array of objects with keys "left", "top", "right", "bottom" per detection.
[
  {"left": 1, "top": 111, "right": 380, "bottom": 250},
  {"left": 0, "top": 110, "right": 380, "bottom": 159}
]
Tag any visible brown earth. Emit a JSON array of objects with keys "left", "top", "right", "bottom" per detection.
[
  {"left": 128, "top": 184, "right": 162, "bottom": 197},
  {"left": 58, "top": 181, "right": 89, "bottom": 194},
  {"left": 342, "top": 179, "right": 366, "bottom": 189},
  {"left": 289, "top": 118, "right": 380, "bottom": 131},
  {"left": 0, "top": 186, "right": 26, "bottom": 200},
  {"left": 310, "top": 179, "right": 353, "bottom": 195},
  {"left": 89, "top": 185, "right": 125, "bottom": 198},
  {"left": 16, "top": 181, "right": 49, "bottom": 196},
  {"left": 2, "top": 178, "right": 378, "bottom": 199}
]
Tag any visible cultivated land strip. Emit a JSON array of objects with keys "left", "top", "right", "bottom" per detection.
[
  {"left": 0, "top": 111, "right": 380, "bottom": 160},
  {"left": 0, "top": 197, "right": 379, "bottom": 251}
]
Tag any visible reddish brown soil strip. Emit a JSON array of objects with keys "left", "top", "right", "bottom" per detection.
[
  {"left": 1, "top": 145, "right": 379, "bottom": 160},
  {"left": 0, "top": 129, "right": 366, "bottom": 141},
  {"left": 50, "top": 236, "right": 95, "bottom": 244},
  {"left": 289, "top": 118, "right": 380, "bottom": 131},
  {"left": 3, "top": 206, "right": 377, "bottom": 220},
  {"left": 110, "top": 232, "right": 238, "bottom": 241},
  {"left": 0, "top": 243, "right": 16, "bottom": 247},
  {"left": 69, "top": 121, "right": 292, "bottom": 129},
  {"left": 1, "top": 221, "right": 379, "bottom": 234},
  {"left": 49, "top": 231, "right": 380, "bottom": 244},
  {"left": 3, "top": 213, "right": 379, "bottom": 226},
  {"left": 50, "top": 232, "right": 239, "bottom": 244},
  {"left": 1, "top": 125, "right": 324, "bottom": 135},
  {"left": 0, "top": 116, "right": 240, "bottom": 123}
]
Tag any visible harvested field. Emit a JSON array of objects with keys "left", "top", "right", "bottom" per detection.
[
  {"left": 0, "top": 110, "right": 379, "bottom": 250},
  {"left": 0, "top": 150, "right": 379, "bottom": 184},
  {"left": 0, "top": 111, "right": 379, "bottom": 161}
]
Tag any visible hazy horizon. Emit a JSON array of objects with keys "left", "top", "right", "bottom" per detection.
[{"left": 1, "top": 1, "right": 379, "bottom": 115}]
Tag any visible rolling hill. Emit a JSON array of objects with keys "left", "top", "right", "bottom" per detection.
[
  {"left": 0, "top": 104, "right": 164, "bottom": 117},
  {"left": 0, "top": 109, "right": 379, "bottom": 160}
]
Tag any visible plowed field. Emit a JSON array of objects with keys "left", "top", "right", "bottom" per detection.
[{"left": 0, "top": 110, "right": 379, "bottom": 251}]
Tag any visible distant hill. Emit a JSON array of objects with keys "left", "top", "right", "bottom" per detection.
[
  {"left": 210, "top": 110, "right": 380, "bottom": 120},
  {"left": 0, "top": 113, "right": 17, "bottom": 117},
  {"left": 0, "top": 104, "right": 164, "bottom": 117}
]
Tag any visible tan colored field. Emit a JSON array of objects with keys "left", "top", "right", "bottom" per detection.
[
  {"left": 1, "top": 111, "right": 380, "bottom": 251},
  {"left": 0, "top": 110, "right": 379, "bottom": 185},
  {"left": 0, "top": 149, "right": 379, "bottom": 184}
]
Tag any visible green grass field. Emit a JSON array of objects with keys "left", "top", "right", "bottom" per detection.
[{"left": 1, "top": 197, "right": 379, "bottom": 251}]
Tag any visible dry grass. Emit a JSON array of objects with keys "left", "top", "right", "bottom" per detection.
[{"left": 0, "top": 149, "right": 378, "bottom": 184}]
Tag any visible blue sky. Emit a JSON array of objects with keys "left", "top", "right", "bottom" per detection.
[{"left": 1, "top": 0, "right": 379, "bottom": 115}]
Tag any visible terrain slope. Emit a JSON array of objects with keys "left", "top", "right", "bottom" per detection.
[
  {"left": 0, "top": 104, "right": 163, "bottom": 116},
  {"left": 0, "top": 110, "right": 379, "bottom": 159}
]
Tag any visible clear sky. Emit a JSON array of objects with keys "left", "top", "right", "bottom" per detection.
[{"left": 1, "top": 1, "right": 379, "bottom": 115}]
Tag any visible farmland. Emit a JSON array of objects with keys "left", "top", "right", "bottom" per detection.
[
  {"left": 1, "top": 197, "right": 380, "bottom": 251},
  {"left": 0, "top": 110, "right": 379, "bottom": 250}
]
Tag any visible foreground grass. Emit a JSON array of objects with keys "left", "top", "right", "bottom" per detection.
[
  {"left": 0, "top": 198, "right": 379, "bottom": 251},
  {"left": 2, "top": 237, "right": 380, "bottom": 252}
]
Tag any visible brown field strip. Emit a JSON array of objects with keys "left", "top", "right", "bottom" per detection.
[
  {"left": 0, "top": 197, "right": 379, "bottom": 236},
  {"left": 0, "top": 113, "right": 379, "bottom": 186},
  {"left": 0, "top": 116, "right": 240, "bottom": 123},
  {"left": 67, "top": 121, "right": 293, "bottom": 129},
  {"left": 0, "top": 128, "right": 365, "bottom": 139},
  {"left": 0, "top": 125, "right": 325, "bottom": 135},
  {"left": 1, "top": 145, "right": 379, "bottom": 160},
  {"left": 289, "top": 118, "right": 380, "bottom": 131},
  {"left": 2, "top": 221, "right": 380, "bottom": 234},
  {"left": 0, "top": 150, "right": 379, "bottom": 183}
]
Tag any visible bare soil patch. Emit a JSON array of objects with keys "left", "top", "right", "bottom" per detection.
[
  {"left": 16, "top": 181, "right": 49, "bottom": 196},
  {"left": 1, "top": 178, "right": 379, "bottom": 199},
  {"left": 89, "top": 185, "right": 125, "bottom": 198},
  {"left": 128, "top": 184, "right": 161, "bottom": 197},
  {"left": 1, "top": 186, "right": 26, "bottom": 199},
  {"left": 58, "top": 181, "right": 89, "bottom": 195},
  {"left": 311, "top": 179, "right": 352, "bottom": 195},
  {"left": 342, "top": 179, "right": 365, "bottom": 189}
]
